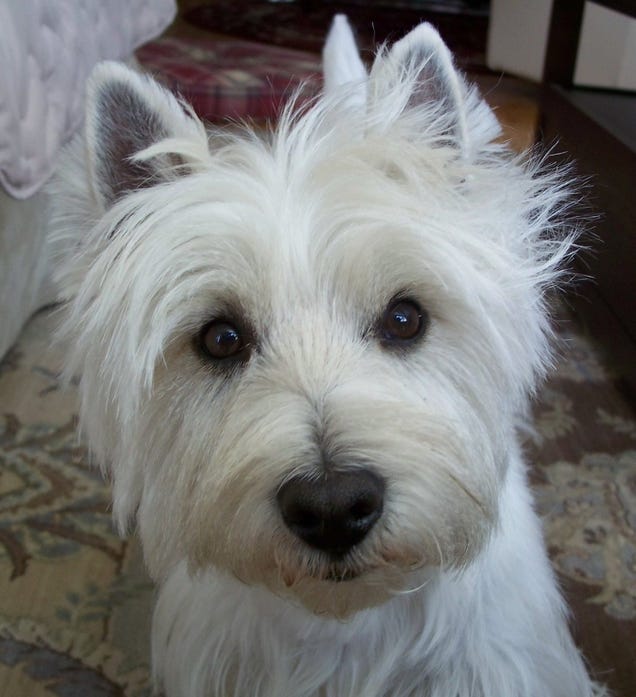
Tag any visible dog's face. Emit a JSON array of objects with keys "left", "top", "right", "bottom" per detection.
[{"left": 54, "top": 24, "right": 571, "bottom": 616}]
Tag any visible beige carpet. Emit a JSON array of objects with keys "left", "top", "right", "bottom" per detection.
[{"left": 1, "top": 307, "right": 635, "bottom": 696}]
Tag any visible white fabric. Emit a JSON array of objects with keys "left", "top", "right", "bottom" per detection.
[
  {"left": 0, "top": 188, "right": 52, "bottom": 359},
  {"left": 0, "top": 0, "right": 176, "bottom": 199},
  {"left": 0, "top": 0, "right": 175, "bottom": 360}
]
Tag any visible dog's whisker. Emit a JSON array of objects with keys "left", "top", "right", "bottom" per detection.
[{"left": 393, "top": 574, "right": 433, "bottom": 597}]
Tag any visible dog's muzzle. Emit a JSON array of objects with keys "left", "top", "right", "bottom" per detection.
[{"left": 276, "top": 469, "right": 385, "bottom": 557}]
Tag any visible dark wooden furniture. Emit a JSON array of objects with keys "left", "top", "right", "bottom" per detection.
[{"left": 541, "top": 0, "right": 636, "bottom": 399}]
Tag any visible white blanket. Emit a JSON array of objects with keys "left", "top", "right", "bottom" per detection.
[{"left": 0, "top": 0, "right": 176, "bottom": 199}]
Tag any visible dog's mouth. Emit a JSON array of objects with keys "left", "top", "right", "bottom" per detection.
[{"left": 273, "top": 556, "right": 415, "bottom": 616}]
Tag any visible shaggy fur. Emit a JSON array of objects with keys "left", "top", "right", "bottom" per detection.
[{"left": 50, "top": 16, "right": 606, "bottom": 697}]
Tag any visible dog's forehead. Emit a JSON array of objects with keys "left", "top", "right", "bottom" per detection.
[
  {"left": 156, "top": 166, "right": 445, "bottom": 313},
  {"left": 179, "top": 136, "right": 469, "bottom": 273},
  {"left": 107, "top": 131, "right": 510, "bottom": 339}
]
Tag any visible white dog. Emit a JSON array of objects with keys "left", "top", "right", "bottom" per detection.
[{"left": 51, "top": 15, "right": 606, "bottom": 697}]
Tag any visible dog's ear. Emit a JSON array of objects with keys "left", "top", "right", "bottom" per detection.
[
  {"left": 85, "top": 62, "right": 208, "bottom": 210},
  {"left": 323, "top": 15, "right": 368, "bottom": 109},
  {"left": 369, "top": 23, "right": 499, "bottom": 158}
]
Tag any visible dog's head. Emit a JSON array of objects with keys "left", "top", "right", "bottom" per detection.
[{"left": 53, "top": 20, "right": 576, "bottom": 616}]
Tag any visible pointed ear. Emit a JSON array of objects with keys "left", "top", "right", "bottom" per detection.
[
  {"left": 85, "top": 62, "right": 207, "bottom": 210},
  {"left": 370, "top": 23, "right": 499, "bottom": 158},
  {"left": 322, "top": 15, "right": 368, "bottom": 108}
]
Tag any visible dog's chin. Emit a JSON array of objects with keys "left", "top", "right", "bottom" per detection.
[
  {"left": 266, "top": 565, "right": 409, "bottom": 618},
  {"left": 324, "top": 567, "right": 361, "bottom": 583}
]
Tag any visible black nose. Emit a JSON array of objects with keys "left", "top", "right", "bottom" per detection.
[{"left": 277, "top": 469, "right": 385, "bottom": 556}]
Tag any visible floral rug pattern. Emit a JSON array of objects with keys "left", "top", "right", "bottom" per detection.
[
  {"left": 0, "top": 312, "right": 153, "bottom": 697},
  {"left": 1, "top": 309, "right": 635, "bottom": 696}
]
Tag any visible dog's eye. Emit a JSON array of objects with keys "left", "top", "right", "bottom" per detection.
[
  {"left": 379, "top": 299, "right": 427, "bottom": 344},
  {"left": 200, "top": 320, "right": 246, "bottom": 360}
]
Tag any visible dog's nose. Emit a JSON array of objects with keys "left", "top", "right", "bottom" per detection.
[{"left": 277, "top": 469, "right": 385, "bottom": 556}]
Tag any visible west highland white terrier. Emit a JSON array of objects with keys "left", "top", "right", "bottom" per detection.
[{"left": 50, "top": 15, "right": 606, "bottom": 697}]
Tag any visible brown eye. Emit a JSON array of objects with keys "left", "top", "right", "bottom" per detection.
[
  {"left": 200, "top": 320, "right": 247, "bottom": 360},
  {"left": 380, "top": 299, "right": 427, "bottom": 344}
]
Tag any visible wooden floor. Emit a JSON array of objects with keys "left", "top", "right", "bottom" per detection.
[{"left": 475, "top": 74, "right": 540, "bottom": 153}]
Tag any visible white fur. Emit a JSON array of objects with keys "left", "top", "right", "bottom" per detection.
[
  {"left": 50, "top": 18, "right": 605, "bottom": 697},
  {"left": 322, "top": 15, "right": 368, "bottom": 108},
  {"left": 152, "top": 456, "right": 594, "bottom": 697}
]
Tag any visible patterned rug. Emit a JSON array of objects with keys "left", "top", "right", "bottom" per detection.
[
  {"left": 136, "top": 36, "right": 322, "bottom": 122},
  {"left": 0, "top": 307, "right": 635, "bottom": 696}
]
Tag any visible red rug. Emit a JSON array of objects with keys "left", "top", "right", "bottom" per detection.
[{"left": 183, "top": 1, "right": 489, "bottom": 72}]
